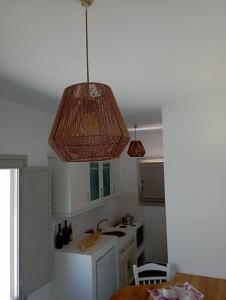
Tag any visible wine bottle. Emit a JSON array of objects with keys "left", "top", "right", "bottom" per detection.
[
  {"left": 62, "top": 220, "right": 69, "bottom": 245},
  {"left": 55, "top": 224, "right": 63, "bottom": 249},
  {"left": 68, "top": 222, "right": 73, "bottom": 241}
]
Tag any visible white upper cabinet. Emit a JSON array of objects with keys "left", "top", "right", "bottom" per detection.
[
  {"left": 48, "top": 156, "right": 120, "bottom": 217},
  {"left": 111, "top": 159, "right": 121, "bottom": 197},
  {"left": 48, "top": 158, "right": 90, "bottom": 216}
]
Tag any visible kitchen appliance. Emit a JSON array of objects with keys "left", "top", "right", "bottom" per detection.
[
  {"left": 117, "top": 222, "right": 145, "bottom": 267},
  {"left": 121, "top": 214, "right": 134, "bottom": 225}
]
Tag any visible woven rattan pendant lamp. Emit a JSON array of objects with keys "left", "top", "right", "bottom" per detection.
[
  {"left": 127, "top": 125, "right": 146, "bottom": 157},
  {"left": 48, "top": 0, "right": 130, "bottom": 162}
]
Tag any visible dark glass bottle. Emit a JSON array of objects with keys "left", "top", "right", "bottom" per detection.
[
  {"left": 62, "top": 220, "right": 69, "bottom": 245},
  {"left": 55, "top": 224, "right": 63, "bottom": 249},
  {"left": 68, "top": 222, "right": 73, "bottom": 241}
]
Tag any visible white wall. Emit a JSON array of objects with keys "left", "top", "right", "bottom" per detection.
[
  {"left": 0, "top": 99, "right": 53, "bottom": 166},
  {"left": 118, "top": 129, "right": 168, "bottom": 262},
  {"left": 163, "top": 99, "right": 226, "bottom": 279}
]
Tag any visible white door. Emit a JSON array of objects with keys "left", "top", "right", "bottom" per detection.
[
  {"left": 21, "top": 167, "right": 51, "bottom": 297},
  {"left": 96, "top": 247, "right": 117, "bottom": 300}
]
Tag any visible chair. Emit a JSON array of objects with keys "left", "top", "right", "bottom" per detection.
[{"left": 133, "top": 262, "right": 170, "bottom": 285}]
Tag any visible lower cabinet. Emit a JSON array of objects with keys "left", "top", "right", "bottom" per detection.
[
  {"left": 51, "top": 236, "right": 118, "bottom": 300},
  {"left": 96, "top": 248, "right": 117, "bottom": 300},
  {"left": 119, "top": 238, "right": 136, "bottom": 288}
]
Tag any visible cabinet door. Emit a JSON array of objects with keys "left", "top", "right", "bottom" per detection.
[
  {"left": 71, "top": 163, "right": 89, "bottom": 212},
  {"left": 96, "top": 248, "right": 117, "bottom": 300},
  {"left": 119, "top": 260, "right": 127, "bottom": 289},
  {"left": 103, "top": 162, "right": 110, "bottom": 197},
  {"left": 126, "top": 246, "right": 136, "bottom": 285},
  {"left": 49, "top": 158, "right": 71, "bottom": 215},
  {"left": 90, "top": 162, "right": 100, "bottom": 201},
  {"left": 111, "top": 159, "right": 120, "bottom": 196},
  {"left": 119, "top": 239, "right": 136, "bottom": 288}
]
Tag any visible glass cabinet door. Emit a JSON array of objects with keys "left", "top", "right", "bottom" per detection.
[
  {"left": 90, "top": 162, "right": 100, "bottom": 201},
  {"left": 103, "top": 162, "right": 110, "bottom": 197}
]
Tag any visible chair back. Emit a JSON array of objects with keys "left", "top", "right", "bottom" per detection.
[{"left": 133, "top": 263, "right": 170, "bottom": 285}]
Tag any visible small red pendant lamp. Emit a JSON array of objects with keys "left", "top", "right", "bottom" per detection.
[
  {"left": 127, "top": 125, "right": 146, "bottom": 157},
  {"left": 48, "top": 0, "right": 130, "bottom": 162}
]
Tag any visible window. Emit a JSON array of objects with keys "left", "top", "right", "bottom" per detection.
[{"left": 138, "top": 159, "right": 165, "bottom": 206}]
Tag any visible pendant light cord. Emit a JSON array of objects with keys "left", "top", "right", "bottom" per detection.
[{"left": 85, "top": 7, "right": 90, "bottom": 83}]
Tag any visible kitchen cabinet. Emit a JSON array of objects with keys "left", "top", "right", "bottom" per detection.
[
  {"left": 119, "top": 238, "right": 136, "bottom": 288},
  {"left": 48, "top": 156, "right": 120, "bottom": 217},
  {"left": 48, "top": 157, "right": 90, "bottom": 216},
  {"left": 96, "top": 247, "right": 117, "bottom": 300},
  {"left": 90, "top": 162, "right": 100, "bottom": 201},
  {"left": 51, "top": 235, "right": 118, "bottom": 300},
  {"left": 102, "top": 162, "right": 110, "bottom": 197},
  {"left": 110, "top": 159, "right": 121, "bottom": 196},
  {"left": 90, "top": 161, "right": 111, "bottom": 201}
]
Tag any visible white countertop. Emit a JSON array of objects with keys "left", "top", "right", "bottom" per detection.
[
  {"left": 55, "top": 234, "right": 116, "bottom": 258},
  {"left": 55, "top": 225, "right": 137, "bottom": 258}
]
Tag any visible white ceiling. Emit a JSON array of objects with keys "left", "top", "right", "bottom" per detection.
[{"left": 1, "top": 0, "right": 226, "bottom": 125}]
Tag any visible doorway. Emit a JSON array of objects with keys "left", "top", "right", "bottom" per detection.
[{"left": 0, "top": 168, "right": 19, "bottom": 300}]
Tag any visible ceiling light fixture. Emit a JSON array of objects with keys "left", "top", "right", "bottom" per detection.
[
  {"left": 48, "top": 0, "right": 130, "bottom": 162},
  {"left": 127, "top": 124, "right": 163, "bottom": 131},
  {"left": 127, "top": 125, "right": 146, "bottom": 157}
]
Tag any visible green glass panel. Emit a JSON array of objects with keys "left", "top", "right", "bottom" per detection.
[
  {"left": 103, "top": 163, "right": 110, "bottom": 197},
  {"left": 90, "top": 162, "right": 99, "bottom": 201}
]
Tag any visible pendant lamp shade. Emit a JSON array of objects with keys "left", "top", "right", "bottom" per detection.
[
  {"left": 49, "top": 82, "right": 130, "bottom": 162},
  {"left": 127, "top": 125, "right": 145, "bottom": 157},
  {"left": 48, "top": 0, "right": 130, "bottom": 162},
  {"left": 127, "top": 140, "right": 145, "bottom": 157}
]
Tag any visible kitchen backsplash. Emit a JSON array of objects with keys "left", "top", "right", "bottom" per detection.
[{"left": 53, "top": 196, "right": 121, "bottom": 241}]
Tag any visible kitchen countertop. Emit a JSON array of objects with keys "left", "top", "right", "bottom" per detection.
[
  {"left": 56, "top": 234, "right": 117, "bottom": 258},
  {"left": 55, "top": 225, "right": 137, "bottom": 258}
]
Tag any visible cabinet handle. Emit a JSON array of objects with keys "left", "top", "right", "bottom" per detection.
[{"left": 100, "top": 188, "right": 103, "bottom": 197}]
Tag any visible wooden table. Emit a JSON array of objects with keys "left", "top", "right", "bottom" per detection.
[{"left": 110, "top": 272, "right": 226, "bottom": 300}]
